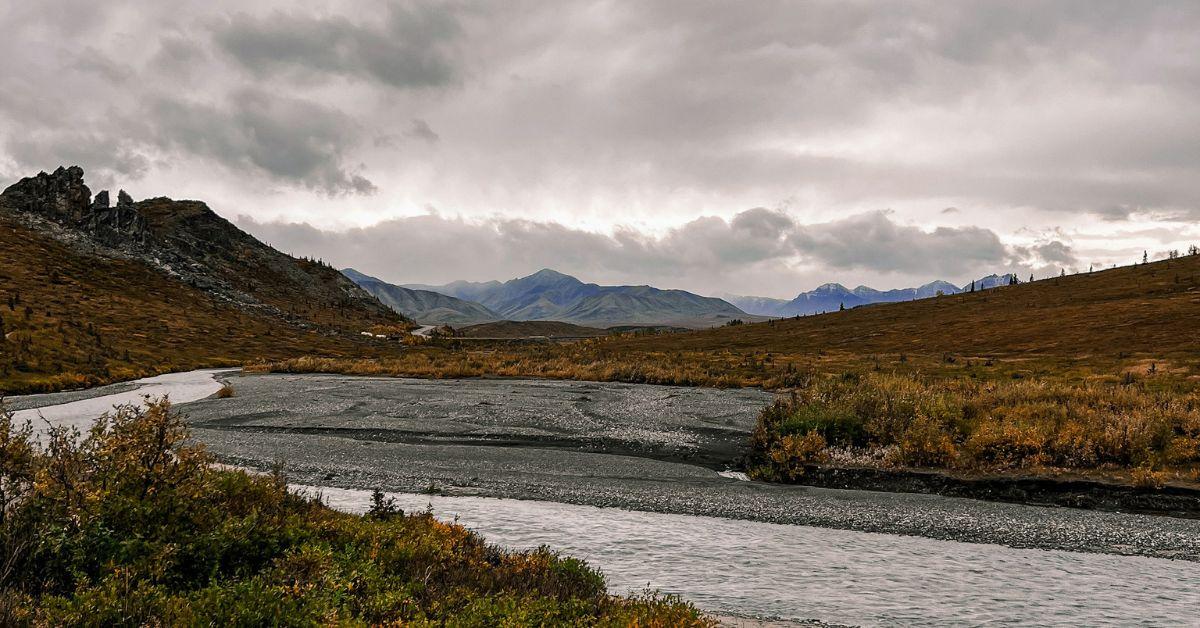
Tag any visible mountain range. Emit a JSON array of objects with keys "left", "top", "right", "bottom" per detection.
[
  {"left": 341, "top": 268, "right": 500, "bottom": 326},
  {"left": 350, "top": 268, "right": 754, "bottom": 328},
  {"left": 351, "top": 264, "right": 1023, "bottom": 327},
  {"left": 724, "top": 275, "right": 1017, "bottom": 317}
]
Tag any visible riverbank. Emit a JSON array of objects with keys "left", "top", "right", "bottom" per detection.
[
  {"left": 176, "top": 372, "right": 1200, "bottom": 560},
  {"left": 775, "top": 464, "right": 1200, "bottom": 518},
  {"left": 746, "top": 372, "right": 1200, "bottom": 511},
  {"left": 304, "top": 485, "right": 1200, "bottom": 626},
  {"left": 13, "top": 368, "right": 1200, "bottom": 518}
]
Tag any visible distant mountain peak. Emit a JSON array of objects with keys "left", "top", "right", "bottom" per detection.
[
  {"left": 812, "top": 282, "right": 850, "bottom": 292},
  {"left": 529, "top": 268, "right": 570, "bottom": 279},
  {"left": 516, "top": 268, "right": 583, "bottom": 286}
]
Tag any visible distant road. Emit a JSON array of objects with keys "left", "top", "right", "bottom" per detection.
[{"left": 411, "top": 325, "right": 438, "bottom": 337}]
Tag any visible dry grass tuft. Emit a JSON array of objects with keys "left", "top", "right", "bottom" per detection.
[{"left": 747, "top": 371, "right": 1200, "bottom": 485}]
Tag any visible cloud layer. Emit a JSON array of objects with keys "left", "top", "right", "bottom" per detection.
[
  {"left": 1, "top": 0, "right": 1197, "bottom": 294},
  {"left": 237, "top": 209, "right": 1078, "bottom": 298}
]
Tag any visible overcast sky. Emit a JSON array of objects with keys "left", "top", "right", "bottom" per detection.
[{"left": 3, "top": 1, "right": 1198, "bottom": 298}]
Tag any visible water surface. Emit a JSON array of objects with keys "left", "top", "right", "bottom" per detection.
[{"left": 312, "top": 486, "right": 1200, "bottom": 627}]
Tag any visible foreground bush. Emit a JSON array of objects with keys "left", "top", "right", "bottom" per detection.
[
  {"left": 0, "top": 400, "right": 709, "bottom": 626},
  {"left": 748, "top": 372, "right": 1200, "bottom": 484}
]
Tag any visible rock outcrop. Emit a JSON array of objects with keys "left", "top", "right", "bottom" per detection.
[
  {"left": 0, "top": 166, "right": 147, "bottom": 245},
  {"left": 1, "top": 165, "right": 92, "bottom": 220}
]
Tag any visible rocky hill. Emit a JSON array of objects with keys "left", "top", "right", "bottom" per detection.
[{"left": 0, "top": 166, "right": 407, "bottom": 394}]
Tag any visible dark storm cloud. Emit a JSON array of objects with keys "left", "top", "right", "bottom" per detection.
[
  {"left": 789, "top": 211, "right": 1012, "bottom": 276},
  {"left": 139, "top": 89, "right": 376, "bottom": 195},
  {"left": 213, "top": 2, "right": 460, "bottom": 88},
  {"left": 404, "top": 119, "right": 440, "bottom": 143},
  {"left": 151, "top": 36, "right": 209, "bottom": 77},
  {"left": 6, "top": 133, "right": 149, "bottom": 188},
  {"left": 69, "top": 48, "right": 134, "bottom": 83},
  {"left": 1031, "top": 241, "right": 1077, "bottom": 266}
]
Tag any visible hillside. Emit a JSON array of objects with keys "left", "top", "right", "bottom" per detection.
[
  {"left": 343, "top": 268, "right": 499, "bottom": 325},
  {"left": 608, "top": 256, "right": 1200, "bottom": 361},
  {"left": 0, "top": 166, "right": 407, "bottom": 394},
  {"left": 456, "top": 320, "right": 610, "bottom": 339},
  {"left": 408, "top": 268, "right": 754, "bottom": 328}
]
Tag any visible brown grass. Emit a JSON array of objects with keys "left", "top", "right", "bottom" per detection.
[
  {"left": 602, "top": 252, "right": 1200, "bottom": 361},
  {"left": 214, "top": 383, "right": 235, "bottom": 398},
  {"left": 747, "top": 370, "right": 1200, "bottom": 485}
]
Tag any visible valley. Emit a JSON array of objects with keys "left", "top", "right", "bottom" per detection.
[
  {"left": 6, "top": 4, "right": 1196, "bottom": 624},
  {"left": 4, "top": 165, "right": 1199, "bottom": 625}
]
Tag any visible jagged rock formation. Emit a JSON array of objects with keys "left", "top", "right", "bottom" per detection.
[{"left": 1, "top": 166, "right": 148, "bottom": 247}]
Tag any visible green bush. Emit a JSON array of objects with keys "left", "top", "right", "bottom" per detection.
[{"left": 0, "top": 399, "right": 711, "bottom": 626}]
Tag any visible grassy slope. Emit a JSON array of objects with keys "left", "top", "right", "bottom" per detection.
[
  {"left": 0, "top": 215, "right": 402, "bottom": 394},
  {"left": 456, "top": 320, "right": 611, "bottom": 338},
  {"left": 608, "top": 254, "right": 1200, "bottom": 361}
]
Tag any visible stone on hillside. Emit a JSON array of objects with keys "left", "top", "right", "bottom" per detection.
[
  {"left": 0, "top": 165, "right": 92, "bottom": 220},
  {"left": 0, "top": 166, "right": 148, "bottom": 245}
]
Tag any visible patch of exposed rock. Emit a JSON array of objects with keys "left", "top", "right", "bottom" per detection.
[{"left": 1, "top": 166, "right": 147, "bottom": 247}]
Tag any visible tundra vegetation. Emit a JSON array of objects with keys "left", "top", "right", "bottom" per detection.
[
  {"left": 746, "top": 371, "right": 1200, "bottom": 487},
  {"left": 0, "top": 400, "right": 708, "bottom": 626}
]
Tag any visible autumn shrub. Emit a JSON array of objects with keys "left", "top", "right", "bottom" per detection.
[
  {"left": 749, "top": 371, "right": 1200, "bottom": 482},
  {"left": 0, "top": 400, "right": 711, "bottom": 626}
]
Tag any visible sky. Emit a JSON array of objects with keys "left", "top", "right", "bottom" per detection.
[{"left": 2, "top": 0, "right": 1198, "bottom": 299}]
